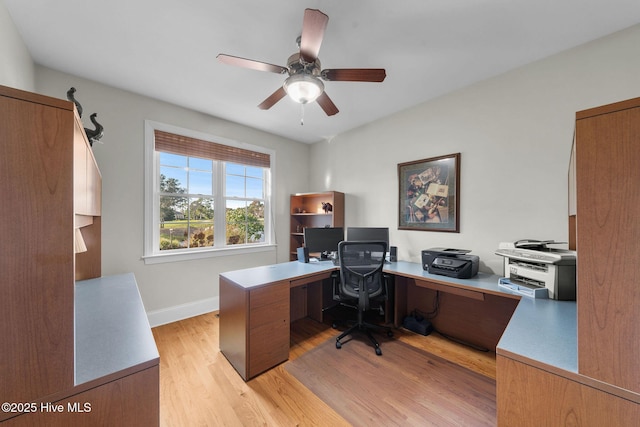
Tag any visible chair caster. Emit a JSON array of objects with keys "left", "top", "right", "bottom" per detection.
[
  {"left": 387, "top": 330, "right": 394, "bottom": 338},
  {"left": 336, "top": 341, "right": 342, "bottom": 349},
  {"left": 375, "top": 347, "right": 382, "bottom": 356}
]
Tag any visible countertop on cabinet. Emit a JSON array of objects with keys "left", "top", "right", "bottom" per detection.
[
  {"left": 497, "top": 297, "right": 577, "bottom": 373},
  {"left": 75, "top": 273, "right": 159, "bottom": 386},
  {"left": 497, "top": 290, "right": 639, "bottom": 403}
]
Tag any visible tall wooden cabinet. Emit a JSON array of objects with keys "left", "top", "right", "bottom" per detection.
[
  {"left": 0, "top": 85, "right": 158, "bottom": 425},
  {"left": 289, "top": 191, "right": 344, "bottom": 260},
  {"left": 497, "top": 97, "right": 640, "bottom": 426},
  {"left": 1, "top": 86, "right": 79, "bottom": 407},
  {"left": 575, "top": 97, "right": 640, "bottom": 393}
]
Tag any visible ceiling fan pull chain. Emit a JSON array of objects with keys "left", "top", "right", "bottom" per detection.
[{"left": 300, "top": 104, "right": 305, "bottom": 126}]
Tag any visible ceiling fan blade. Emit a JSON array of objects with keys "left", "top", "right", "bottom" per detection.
[
  {"left": 217, "top": 54, "right": 288, "bottom": 74},
  {"left": 258, "top": 87, "right": 287, "bottom": 110},
  {"left": 299, "top": 9, "right": 329, "bottom": 63},
  {"left": 322, "top": 68, "right": 387, "bottom": 82},
  {"left": 316, "top": 92, "right": 339, "bottom": 116}
]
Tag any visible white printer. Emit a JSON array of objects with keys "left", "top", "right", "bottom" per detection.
[{"left": 495, "top": 240, "right": 576, "bottom": 300}]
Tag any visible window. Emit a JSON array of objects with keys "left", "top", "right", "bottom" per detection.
[{"left": 144, "top": 121, "right": 275, "bottom": 263}]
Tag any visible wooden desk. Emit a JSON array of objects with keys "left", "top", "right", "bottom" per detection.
[
  {"left": 390, "top": 261, "right": 520, "bottom": 351},
  {"left": 219, "top": 259, "right": 639, "bottom": 425},
  {"left": 219, "top": 262, "right": 336, "bottom": 380},
  {"left": 219, "top": 260, "right": 522, "bottom": 380}
]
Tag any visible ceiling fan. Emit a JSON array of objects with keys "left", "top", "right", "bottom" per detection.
[{"left": 217, "top": 8, "right": 386, "bottom": 117}]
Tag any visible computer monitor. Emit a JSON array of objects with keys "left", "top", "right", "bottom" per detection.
[
  {"left": 303, "top": 227, "right": 344, "bottom": 259},
  {"left": 346, "top": 227, "right": 389, "bottom": 245}
]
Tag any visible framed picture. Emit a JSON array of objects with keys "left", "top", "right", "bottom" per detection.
[{"left": 398, "top": 153, "right": 460, "bottom": 232}]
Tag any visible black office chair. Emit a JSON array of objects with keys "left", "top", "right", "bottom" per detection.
[{"left": 333, "top": 240, "right": 393, "bottom": 355}]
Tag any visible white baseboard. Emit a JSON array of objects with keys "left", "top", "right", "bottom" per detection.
[{"left": 147, "top": 297, "right": 219, "bottom": 327}]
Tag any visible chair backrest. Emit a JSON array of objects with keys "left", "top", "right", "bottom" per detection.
[{"left": 337, "top": 240, "right": 388, "bottom": 311}]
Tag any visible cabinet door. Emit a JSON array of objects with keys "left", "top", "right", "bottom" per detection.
[
  {"left": 73, "top": 115, "right": 101, "bottom": 217},
  {"left": 576, "top": 102, "right": 640, "bottom": 393},
  {"left": 74, "top": 121, "right": 89, "bottom": 215},
  {"left": 86, "top": 149, "right": 102, "bottom": 215},
  {"left": 497, "top": 356, "right": 640, "bottom": 427},
  {"left": 0, "top": 94, "right": 75, "bottom": 406},
  {"left": 3, "top": 366, "right": 159, "bottom": 427},
  {"left": 248, "top": 282, "right": 290, "bottom": 378}
]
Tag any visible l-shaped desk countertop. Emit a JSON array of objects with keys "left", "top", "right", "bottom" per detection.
[{"left": 219, "top": 260, "right": 578, "bottom": 376}]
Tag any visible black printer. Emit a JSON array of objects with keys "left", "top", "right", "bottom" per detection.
[{"left": 422, "top": 248, "right": 479, "bottom": 279}]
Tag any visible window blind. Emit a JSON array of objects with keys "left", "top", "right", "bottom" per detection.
[{"left": 154, "top": 130, "right": 270, "bottom": 168}]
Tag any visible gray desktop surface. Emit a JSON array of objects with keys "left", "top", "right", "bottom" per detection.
[
  {"left": 220, "top": 260, "right": 336, "bottom": 289},
  {"left": 75, "top": 273, "right": 159, "bottom": 385},
  {"left": 220, "top": 259, "right": 578, "bottom": 374},
  {"left": 384, "top": 261, "right": 508, "bottom": 294},
  {"left": 497, "top": 297, "right": 577, "bottom": 373}
]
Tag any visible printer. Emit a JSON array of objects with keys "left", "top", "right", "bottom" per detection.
[
  {"left": 422, "top": 248, "right": 479, "bottom": 279},
  {"left": 495, "top": 240, "right": 576, "bottom": 300}
]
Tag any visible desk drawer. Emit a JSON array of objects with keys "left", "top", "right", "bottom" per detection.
[
  {"left": 249, "top": 320, "right": 289, "bottom": 377},
  {"left": 250, "top": 295, "right": 289, "bottom": 325},
  {"left": 247, "top": 281, "right": 290, "bottom": 378},
  {"left": 251, "top": 282, "right": 289, "bottom": 308},
  {"left": 290, "top": 271, "right": 332, "bottom": 288}
]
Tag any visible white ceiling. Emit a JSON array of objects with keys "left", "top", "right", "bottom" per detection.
[{"left": 5, "top": 0, "right": 640, "bottom": 143}]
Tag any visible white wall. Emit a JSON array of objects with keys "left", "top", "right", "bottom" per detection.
[
  {"left": 6, "top": 6, "right": 640, "bottom": 322},
  {"left": 0, "top": 0, "right": 34, "bottom": 90},
  {"left": 35, "top": 68, "right": 310, "bottom": 325},
  {"left": 309, "top": 24, "right": 640, "bottom": 275}
]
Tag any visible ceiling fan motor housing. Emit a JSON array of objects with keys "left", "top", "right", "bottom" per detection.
[{"left": 287, "top": 52, "right": 322, "bottom": 77}]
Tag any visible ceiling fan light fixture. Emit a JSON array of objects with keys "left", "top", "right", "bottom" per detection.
[{"left": 283, "top": 73, "right": 324, "bottom": 104}]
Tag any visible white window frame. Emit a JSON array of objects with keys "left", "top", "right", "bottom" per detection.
[{"left": 142, "top": 120, "right": 276, "bottom": 264}]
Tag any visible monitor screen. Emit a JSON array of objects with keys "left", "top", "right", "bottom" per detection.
[
  {"left": 303, "top": 227, "right": 344, "bottom": 257},
  {"left": 346, "top": 227, "right": 389, "bottom": 244}
]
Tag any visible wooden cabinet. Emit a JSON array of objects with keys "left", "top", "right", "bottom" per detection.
[
  {"left": 497, "top": 97, "right": 640, "bottom": 426},
  {"left": 0, "top": 85, "right": 158, "bottom": 425},
  {"left": 248, "top": 284, "right": 290, "bottom": 377},
  {"left": 73, "top": 107, "right": 102, "bottom": 281},
  {"left": 289, "top": 191, "right": 344, "bottom": 260},
  {"left": 575, "top": 97, "right": 640, "bottom": 393},
  {"left": 497, "top": 356, "right": 640, "bottom": 426},
  {"left": 219, "top": 276, "right": 290, "bottom": 380},
  {"left": 3, "top": 366, "right": 159, "bottom": 427},
  {"left": 1, "top": 85, "right": 76, "bottom": 407}
]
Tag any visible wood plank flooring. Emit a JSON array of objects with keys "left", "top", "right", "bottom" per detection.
[{"left": 152, "top": 312, "right": 496, "bottom": 426}]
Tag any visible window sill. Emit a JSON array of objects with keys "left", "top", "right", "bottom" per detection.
[{"left": 142, "top": 244, "right": 276, "bottom": 265}]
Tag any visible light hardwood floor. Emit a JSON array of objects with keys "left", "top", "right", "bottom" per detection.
[{"left": 152, "top": 312, "right": 496, "bottom": 426}]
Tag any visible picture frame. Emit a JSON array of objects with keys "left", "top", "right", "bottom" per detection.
[{"left": 398, "top": 153, "right": 460, "bottom": 232}]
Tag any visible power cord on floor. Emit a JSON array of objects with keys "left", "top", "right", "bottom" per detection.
[{"left": 407, "top": 291, "right": 490, "bottom": 352}]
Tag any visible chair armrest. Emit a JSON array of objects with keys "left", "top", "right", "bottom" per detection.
[{"left": 330, "top": 270, "right": 340, "bottom": 301}]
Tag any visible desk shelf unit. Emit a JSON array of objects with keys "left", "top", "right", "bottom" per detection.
[
  {"left": 0, "top": 85, "right": 158, "bottom": 425},
  {"left": 289, "top": 191, "right": 344, "bottom": 260}
]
